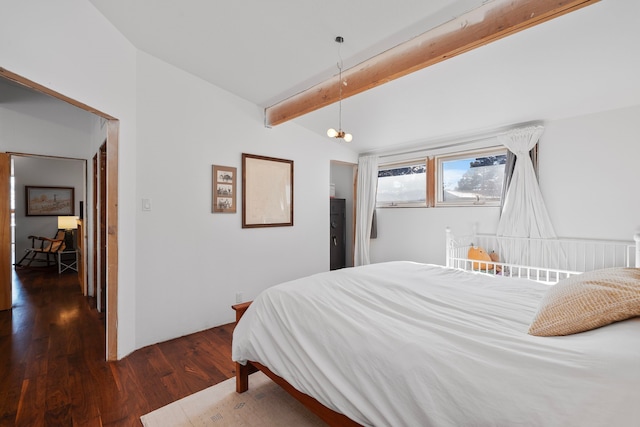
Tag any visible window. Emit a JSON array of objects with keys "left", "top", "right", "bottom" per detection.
[
  {"left": 437, "top": 148, "right": 507, "bottom": 206},
  {"left": 376, "top": 162, "right": 426, "bottom": 207},
  {"left": 376, "top": 146, "right": 507, "bottom": 208}
]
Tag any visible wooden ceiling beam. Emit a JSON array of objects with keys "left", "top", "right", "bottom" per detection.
[{"left": 265, "top": 0, "right": 599, "bottom": 127}]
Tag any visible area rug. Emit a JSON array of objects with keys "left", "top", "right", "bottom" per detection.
[{"left": 140, "top": 371, "right": 327, "bottom": 426}]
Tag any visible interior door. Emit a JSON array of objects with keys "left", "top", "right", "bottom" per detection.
[{"left": 0, "top": 153, "right": 11, "bottom": 310}]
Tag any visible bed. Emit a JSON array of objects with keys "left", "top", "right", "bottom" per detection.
[{"left": 232, "top": 230, "right": 640, "bottom": 426}]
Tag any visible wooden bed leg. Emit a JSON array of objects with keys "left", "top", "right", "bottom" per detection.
[
  {"left": 232, "top": 302, "right": 255, "bottom": 393},
  {"left": 236, "top": 361, "right": 249, "bottom": 393}
]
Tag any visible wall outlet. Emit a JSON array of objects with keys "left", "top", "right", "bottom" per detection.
[{"left": 235, "top": 292, "right": 244, "bottom": 303}]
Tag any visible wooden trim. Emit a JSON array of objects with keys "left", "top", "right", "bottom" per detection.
[
  {"left": 8, "top": 152, "right": 86, "bottom": 162},
  {"left": 231, "top": 301, "right": 252, "bottom": 324},
  {"left": 106, "top": 120, "right": 119, "bottom": 361},
  {"left": 0, "top": 154, "right": 11, "bottom": 311},
  {"left": 0, "top": 67, "right": 116, "bottom": 120},
  {"left": 92, "top": 153, "right": 98, "bottom": 305},
  {"left": 426, "top": 157, "right": 436, "bottom": 207},
  {"left": 77, "top": 219, "right": 85, "bottom": 293},
  {"left": 265, "top": 0, "right": 599, "bottom": 126}
]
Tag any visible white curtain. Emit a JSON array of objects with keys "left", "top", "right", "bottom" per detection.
[
  {"left": 354, "top": 155, "right": 378, "bottom": 266},
  {"left": 497, "top": 126, "right": 557, "bottom": 268}
]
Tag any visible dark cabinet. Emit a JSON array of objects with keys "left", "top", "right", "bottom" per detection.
[{"left": 330, "top": 198, "right": 346, "bottom": 270}]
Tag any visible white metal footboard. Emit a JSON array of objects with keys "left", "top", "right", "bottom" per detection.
[{"left": 446, "top": 228, "right": 640, "bottom": 284}]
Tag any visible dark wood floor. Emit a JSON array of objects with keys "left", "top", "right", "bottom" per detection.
[{"left": 0, "top": 267, "right": 236, "bottom": 426}]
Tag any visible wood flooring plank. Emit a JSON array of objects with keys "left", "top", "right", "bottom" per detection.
[
  {"left": 124, "top": 346, "right": 177, "bottom": 410},
  {"left": 23, "top": 335, "right": 49, "bottom": 379},
  {"left": 94, "top": 361, "right": 135, "bottom": 425},
  {"left": 14, "top": 377, "right": 46, "bottom": 426},
  {"left": 0, "top": 361, "right": 25, "bottom": 422},
  {"left": 43, "top": 403, "right": 73, "bottom": 427},
  {"left": 157, "top": 333, "right": 227, "bottom": 396},
  {"left": 184, "top": 332, "right": 233, "bottom": 381},
  {"left": 67, "top": 354, "right": 101, "bottom": 425},
  {"left": 45, "top": 355, "right": 71, "bottom": 413},
  {"left": 163, "top": 354, "right": 224, "bottom": 401},
  {"left": 109, "top": 358, "right": 152, "bottom": 423},
  {"left": 2, "top": 268, "right": 237, "bottom": 425}
]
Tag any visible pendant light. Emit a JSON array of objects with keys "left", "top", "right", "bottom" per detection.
[{"left": 327, "top": 36, "right": 353, "bottom": 143}]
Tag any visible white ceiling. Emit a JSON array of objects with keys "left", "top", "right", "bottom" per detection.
[{"left": 24, "top": 1, "right": 640, "bottom": 154}]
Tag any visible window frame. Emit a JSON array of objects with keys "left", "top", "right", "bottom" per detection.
[
  {"left": 435, "top": 146, "right": 507, "bottom": 207},
  {"left": 375, "top": 145, "right": 508, "bottom": 209},
  {"left": 376, "top": 160, "right": 428, "bottom": 208}
]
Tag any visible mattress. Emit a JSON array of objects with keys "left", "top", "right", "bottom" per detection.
[{"left": 232, "top": 261, "right": 640, "bottom": 427}]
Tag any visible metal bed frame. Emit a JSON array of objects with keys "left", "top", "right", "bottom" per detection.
[{"left": 446, "top": 227, "right": 640, "bottom": 283}]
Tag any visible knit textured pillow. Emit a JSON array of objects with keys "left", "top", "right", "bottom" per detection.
[{"left": 528, "top": 267, "right": 640, "bottom": 336}]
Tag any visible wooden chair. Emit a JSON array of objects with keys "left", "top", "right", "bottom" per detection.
[{"left": 16, "top": 230, "right": 67, "bottom": 268}]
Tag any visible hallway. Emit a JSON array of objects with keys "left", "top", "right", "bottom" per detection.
[{"left": 0, "top": 268, "right": 235, "bottom": 426}]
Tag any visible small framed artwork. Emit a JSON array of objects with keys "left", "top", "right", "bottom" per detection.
[
  {"left": 26, "top": 186, "right": 75, "bottom": 216},
  {"left": 242, "top": 153, "right": 293, "bottom": 228},
  {"left": 212, "top": 165, "right": 237, "bottom": 213}
]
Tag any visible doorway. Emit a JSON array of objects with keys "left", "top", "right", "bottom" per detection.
[
  {"left": 330, "top": 161, "right": 356, "bottom": 268},
  {"left": 0, "top": 68, "right": 119, "bottom": 360},
  {"left": 11, "top": 154, "right": 86, "bottom": 272}
]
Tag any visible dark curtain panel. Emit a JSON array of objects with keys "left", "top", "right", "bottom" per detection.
[{"left": 370, "top": 209, "right": 377, "bottom": 239}]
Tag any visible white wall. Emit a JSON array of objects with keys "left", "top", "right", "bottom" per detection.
[
  {"left": 540, "top": 105, "right": 640, "bottom": 240},
  {"left": 133, "top": 53, "right": 357, "bottom": 347},
  {"left": 370, "top": 206, "right": 500, "bottom": 266},
  {"left": 370, "top": 105, "right": 640, "bottom": 265},
  {"left": 2, "top": 1, "right": 359, "bottom": 356},
  {"left": 0, "top": 83, "right": 98, "bottom": 159}
]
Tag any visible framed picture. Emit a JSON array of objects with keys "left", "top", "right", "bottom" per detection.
[
  {"left": 242, "top": 153, "right": 293, "bottom": 228},
  {"left": 212, "top": 165, "right": 237, "bottom": 213},
  {"left": 25, "top": 186, "right": 75, "bottom": 216}
]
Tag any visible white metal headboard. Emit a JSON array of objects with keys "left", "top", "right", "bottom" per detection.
[{"left": 445, "top": 227, "right": 640, "bottom": 284}]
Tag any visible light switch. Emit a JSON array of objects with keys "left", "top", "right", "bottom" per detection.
[{"left": 142, "top": 198, "right": 152, "bottom": 211}]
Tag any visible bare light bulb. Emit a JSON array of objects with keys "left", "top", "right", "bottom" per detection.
[
  {"left": 343, "top": 133, "right": 353, "bottom": 142},
  {"left": 327, "top": 128, "right": 338, "bottom": 138}
]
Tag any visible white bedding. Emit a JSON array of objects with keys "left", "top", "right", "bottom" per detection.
[{"left": 232, "top": 261, "right": 640, "bottom": 427}]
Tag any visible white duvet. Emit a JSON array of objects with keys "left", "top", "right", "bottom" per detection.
[{"left": 232, "top": 262, "right": 640, "bottom": 427}]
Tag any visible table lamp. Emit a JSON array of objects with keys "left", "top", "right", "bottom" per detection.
[{"left": 58, "top": 216, "right": 79, "bottom": 250}]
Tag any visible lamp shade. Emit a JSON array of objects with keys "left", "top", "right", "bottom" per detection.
[{"left": 58, "top": 216, "right": 79, "bottom": 230}]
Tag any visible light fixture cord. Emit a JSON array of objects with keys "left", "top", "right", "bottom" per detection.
[{"left": 337, "top": 41, "right": 344, "bottom": 132}]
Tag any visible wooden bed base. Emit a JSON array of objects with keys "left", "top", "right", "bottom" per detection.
[{"left": 232, "top": 302, "right": 361, "bottom": 427}]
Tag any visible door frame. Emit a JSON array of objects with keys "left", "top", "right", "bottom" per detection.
[
  {"left": 0, "top": 67, "right": 120, "bottom": 361},
  {"left": 0, "top": 154, "right": 10, "bottom": 311}
]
